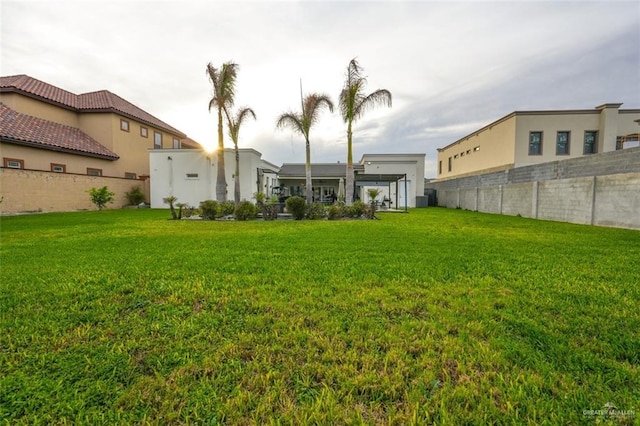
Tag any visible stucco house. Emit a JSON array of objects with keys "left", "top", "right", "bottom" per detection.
[
  {"left": 436, "top": 103, "right": 640, "bottom": 180},
  {"left": 149, "top": 147, "right": 280, "bottom": 208},
  {"left": 277, "top": 153, "right": 426, "bottom": 208},
  {"left": 0, "top": 74, "right": 193, "bottom": 213}
]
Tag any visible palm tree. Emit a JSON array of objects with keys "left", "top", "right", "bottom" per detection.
[
  {"left": 276, "top": 93, "right": 334, "bottom": 206},
  {"left": 207, "top": 61, "right": 238, "bottom": 202},
  {"left": 225, "top": 107, "right": 256, "bottom": 205},
  {"left": 339, "top": 58, "right": 392, "bottom": 204}
]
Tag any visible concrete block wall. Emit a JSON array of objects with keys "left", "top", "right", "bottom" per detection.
[
  {"left": 502, "top": 182, "right": 534, "bottom": 218},
  {"left": 429, "top": 147, "right": 640, "bottom": 229},
  {"left": 537, "top": 177, "right": 594, "bottom": 225},
  {"left": 593, "top": 173, "right": 640, "bottom": 229}
]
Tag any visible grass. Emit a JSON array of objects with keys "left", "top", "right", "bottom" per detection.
[{"left": 1, "top": 208, "right": 638, "bottom": 425}]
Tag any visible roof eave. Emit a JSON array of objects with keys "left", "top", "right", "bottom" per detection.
[{"left": 1, "top": 137, "right": 119, "bottom": 161}]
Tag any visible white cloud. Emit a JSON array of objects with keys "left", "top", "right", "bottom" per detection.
[{"left": 2, "top": 0, "right": 638, "bottom": 177}]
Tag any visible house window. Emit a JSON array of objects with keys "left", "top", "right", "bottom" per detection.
[
  {"left": 4, "top": 158, "right": 24, "bottom": 169},
  {"left": 120, "top": 119, "right": 129, "bottom": 132},
  {"left": 140, "top": 126, "right": 148, "bottom": 138},
  {"left": 154, "top": 131, "right": 162, "bottom": 149},
  {"left": 125, "top": 172, "right": 137, "bottom": 179},
  {"left": 438, "top": 160, "right": 442, "bottom": 175},
  {"left": 186, "top": 173, "right": 199, "bottom": 179},
  {"left": 529, "top": 132, "right": 543, "bottom": 155},
  {"left": 173, "top": 138, "right": 180, "bottom": 149},
  {"left": 584, "top": 131, "right": 597, "bottom": 154},
  {"left": 87, "top": 168, "right": 102, "bottom": 176},
  {"left": 556, "top": 131, "right": 570, "bottom": 155},
  {"left": 448, "top": 157, "right": 452, "bottom": 172},
  {"left": 51, "top": 163, "right": 66, "bottom": 173}
]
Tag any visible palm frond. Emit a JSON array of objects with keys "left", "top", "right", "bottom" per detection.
[
  {"left": 303, "top": 93, "right": 334, "bottom": 127},
  {"left": 227, "top": 107, "right": 257, "bottom": 142},
  {"left": 353, "top": 89, "right": 392, "bottom": 120},
  {"left": 276, "top": 112, "right": 306, "bottom": 137},
  {"left": 206, "top": 61, "right": 239, "bottom": 111}
]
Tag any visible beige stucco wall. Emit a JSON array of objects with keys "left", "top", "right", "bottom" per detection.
[
  {"left": 1, "top": 143, "right": 120, "bottom": 176},
  {"left": 0, "top": 92, "right": 80, "bottom": 127},
  {"left": 438, "top": 107, "right": 640, "bottom": 179},
  {"left": 437, "top": 116, "right": 516, "bottom": 180},
  {"left": 513, "top": 113, "right": 601, "bottom": 165},
  {"left": 0, "top": 168, "right": 149, "bottom": 213}
]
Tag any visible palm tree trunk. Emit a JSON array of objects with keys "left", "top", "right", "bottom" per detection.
[
  {"left": 345, "top": 121, "right": 354, "bottom": 205},
  {"left": 216, "top": 107, "right": 227, "bottom": 202},
  {"left": 234, "top": 147, "right": 241, "bottom": 205},
  {"left": 305, "top": 139, "right": 313, "bottom": 206}
]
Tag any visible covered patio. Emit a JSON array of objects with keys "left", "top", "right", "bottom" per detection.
[{"left": 355, "top": 173, "right": 409, "bottom": 212}]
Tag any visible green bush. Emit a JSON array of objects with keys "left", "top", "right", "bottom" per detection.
[
  {"left": 88, "top": 186, "right": 115, "bottom": 210},
  {"left": 285, "top": 196, "right": 306, "bottom": 220},
  {"left": 218, "top": 201, "right": 236, "bottom": 217},
  {"left": 234, "top": 201, "right": 258, "bottom": 221},
  {"left": 307, "top": 202, "right": 326, "bottom": 220},
  {"left": 125, "top": 186, "right": 145, "bottom": 205},
  {"left": 346, "top": 200, "right": 366, "bottom": 218},
  {"left": 199, "top": 200, "right": 218, "bottom": 220},
  {"left": 327, "top": 204, "right": 344, "bottom": 220}
]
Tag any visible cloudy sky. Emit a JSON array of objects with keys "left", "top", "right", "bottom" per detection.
[{"left": 2, "top": 0, "right": 639, "bottom": 177}]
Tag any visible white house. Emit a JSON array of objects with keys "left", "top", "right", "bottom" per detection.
[
  {"left": 149, "top": 148, "right": 279, "bottom": 208},
  {"left": 359, "top": 153, "right": 426, "bottom": 208}
]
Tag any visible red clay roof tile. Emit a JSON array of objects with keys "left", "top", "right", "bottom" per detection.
[
  {"left": 0, "top": 104, "right": 119, "bottom": 160},
  {"left": 0, "top": 74, "right": 185, "bottom": 137}
]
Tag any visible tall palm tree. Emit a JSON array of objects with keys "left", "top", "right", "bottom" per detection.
[
  {"left": 225, "top": 107, "right": 256, "bottom": 205},
  {"left": 207, "top": 61, "right": 238, "bottom": 202},
  {"left": 276, "top": 93, "right": 334, "bottom": 206},
  {"left": 339, "top": 58, "right": 392, "bottom": 204}
]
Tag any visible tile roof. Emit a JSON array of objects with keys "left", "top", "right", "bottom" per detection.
[
  {"left": 0, "top": 104, "right": 119, "bottom": 160},
  {"left": 0, "top": 74, "right": 185, "bottom": 137}
]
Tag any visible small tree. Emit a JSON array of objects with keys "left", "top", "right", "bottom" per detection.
[
  {"left": 87, "top": 186, "right": 115, "bottom": 210},
  {"left": 163, "top": 196, "right": 178, "bottom": 219},
  {"left": 367, "top": 188, "right": 382, "bottom": 219},
  {"left": 175, "top": 202, "right": 188, "bottom": 220}
]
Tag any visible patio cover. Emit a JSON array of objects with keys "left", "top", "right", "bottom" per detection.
[{"left": 355, "top": 173, "right": 408, "bottom": 211}]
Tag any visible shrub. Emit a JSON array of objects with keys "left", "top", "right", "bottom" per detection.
[
  {"left": 125, "top": 186, "right": 145, "bottom": 205},
  {"left": 199, "top": 200, "right": 218, "bottom": 220},
  {"left": 327, "top": 204, "right": 344, "bottom": 220},
  {"left": 254, "top": 192, "right": 278, "bottom": 221},
  {"left": 286, "top": 196, "right": 306, "bottom": 220},
  {"left": 235, "top": 201, "right": 258, "bottom": 221},
  {"left": 182, "top": 205, "right": 198, "bottom": 218},
  {"left": 88, "top": 186, "right": 115, "bottom": 210},
  {"left": 346, "top": 200, "right": 366, "bottom": 218},
  {"left": 307, "top": 202, "right": 326, "bottom": 220},
  {"left": 218, "top": 201, "right": 236, "bottom": 217}
]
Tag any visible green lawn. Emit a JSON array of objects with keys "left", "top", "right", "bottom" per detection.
[{"left": 1, "top": 209, "right": 638, "bottom": 425}]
